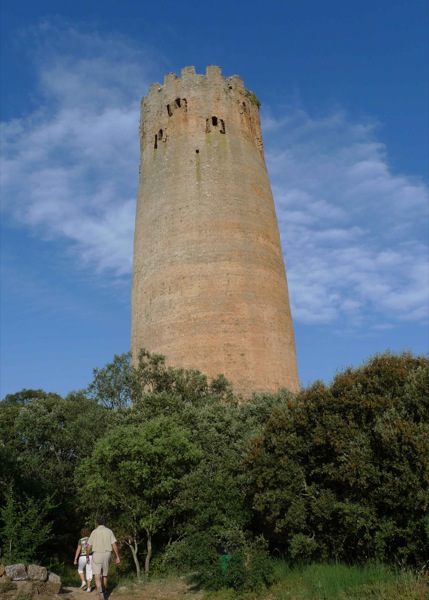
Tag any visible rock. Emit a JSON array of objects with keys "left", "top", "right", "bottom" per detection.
[
  {"left": 5, "top": 564, "right": 27, "bottom": 580},
  {"left": 0, "top": 564, "right": 5, "bottom": 577},
  {"left": 15, "top": 580, "right": 33, "bottom": 594},
  {"left": 46, "top": 571, "right": 62, "bottom": 594},
  {"left": 27, "top": 565, "right": 48, "bottom": 581}
]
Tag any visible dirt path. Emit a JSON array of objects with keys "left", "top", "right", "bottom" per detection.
[{"left": 63, "top": 579, "right": 203, "bottom": 600}]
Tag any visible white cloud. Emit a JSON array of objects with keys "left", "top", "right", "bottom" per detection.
[
  {"left": 264, "top": 107, "right": 429, "bottom": 326},
  {"left": 1, "top": 23, "right": 152, "bottom": 277},
  {"left": 1, "top": 23, "right": 428, "bottom": 329}
]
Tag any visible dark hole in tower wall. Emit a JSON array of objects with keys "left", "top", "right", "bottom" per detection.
[
  {"left": 154, "top": 129, "right": 165, "bottom": 149},
  {"left": 206, "top": 117, "right": 226, "bottom": 134},
  {"left": 167, "top": 99, "right": 187, "bottom": 117}
]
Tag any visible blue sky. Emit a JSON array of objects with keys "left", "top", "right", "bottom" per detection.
[{"left": 1, "top": 0, "right": 428, "bottom": 398}]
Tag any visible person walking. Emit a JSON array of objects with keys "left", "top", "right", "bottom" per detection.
[
  {"left": 74, "top": 527, "right": 93, "bottom": 591},
  {"left": 86, "top": 516, "right": 120, "bottom": 600}
]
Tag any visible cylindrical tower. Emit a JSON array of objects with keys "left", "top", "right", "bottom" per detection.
[{"left": 132, "top": 65, "right": 299, "bottom": 396}]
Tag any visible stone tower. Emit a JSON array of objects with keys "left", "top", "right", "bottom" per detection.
[{"left": 132, "top": 66, "right": 299, "bottom": 396}]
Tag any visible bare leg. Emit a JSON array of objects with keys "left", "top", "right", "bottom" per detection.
[
  {"left": 94, "top": 573, "right": 103, "bottom": 595},
  {"left": 102, "top": 576, "right": 108, "bottom": 593}
]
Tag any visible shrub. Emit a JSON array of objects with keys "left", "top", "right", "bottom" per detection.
[
  {"left": 245, "top": 352, "right": 429, "bottom": 567},
  {"left": 186, "top": 535, "right": 274, "bottom": 592}
]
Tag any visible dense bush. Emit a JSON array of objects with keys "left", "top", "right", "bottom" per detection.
[
  {"left": 245, "top": 352, "right": 429, "bottom": 568},
  {"left": 184, "top": 535, "right": 274, "bottom": 593}
]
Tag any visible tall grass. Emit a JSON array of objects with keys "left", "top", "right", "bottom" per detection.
[
  {"left": 269, "top": 561, "right": 427, "bottom": 600},
  {"left": 203, "top": 562, "right": 428, "bottom": 599}
]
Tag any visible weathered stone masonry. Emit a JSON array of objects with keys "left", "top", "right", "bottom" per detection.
[{"left": 132, "top": 65, "right": 299, "bottom": 396}]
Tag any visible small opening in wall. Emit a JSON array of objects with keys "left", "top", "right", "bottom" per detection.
[
  {"left": 167, "top": 104, "right": 172, "bottom": 117},
  {"left": 212, "top": 116, "right": 218, "bottom": 127},
  {"left": 195, "top": 149, "right": 199, "bottom": 154},
  {"left": 158, "top": 129, "right": 163, "bottom": 140},
  {"left": 220, "top": 119, "right": 226, "bottom": 134},
  {"left": 175, "top": 98, "right": 181, "bottom": 108},
  {"left": 154, "top": 134, "right": 158, "bottom": 149}
]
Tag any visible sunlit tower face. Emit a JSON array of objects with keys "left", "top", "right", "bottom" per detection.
[{"left": 132, "top": 66, "right": 299, "bottom": 397}]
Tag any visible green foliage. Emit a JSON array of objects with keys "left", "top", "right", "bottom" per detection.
[
  {"left": 88, "top": 352, "right": 136, "bottom": 409},
  {"left": 88, "top": 349, "right": 235, "bottom": 410},
  {"left": 268, "top": 561, "right": 427, "bottom": 600},
  {"left": 1, "top": 483, "right": 54, "bottom": 563},
  {"left": 2, "top": 348, "right": 427, "bottom": 594},
  {"left": 245, "top": 352, "right": 429, "bottom": 567},
  {"left": 0, "top": 389, "right": 114, "bottom": 560},
  {"left": 133, "top": 349, "right": 235, "bottom": 404},
  {"left": 77, "top": 417, "right": 202, "bottom": 576},
  {"left": 187, "top": 536, "right": 273, "bottom": 593},
  {"left": 243, "top": 90, "right": 262, "bottom": 108},
  {"left": 0, "top": 390, "right": 113, "bottom": 494}
]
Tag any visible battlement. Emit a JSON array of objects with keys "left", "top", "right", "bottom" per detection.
[
  {"left": 146, "top": 65, "right": 246, "bottom": 102},
  {"left": 141, "top": 65, "right": 262, "bottom": 154}
]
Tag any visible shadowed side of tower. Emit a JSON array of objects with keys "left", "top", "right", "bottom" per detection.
[{"left": 132, "top": 65, "right": 299, "bottom": 396}]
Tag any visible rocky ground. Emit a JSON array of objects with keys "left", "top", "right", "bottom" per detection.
[{"left": 0, "top": 565, "right": 203, "bottom": 600}]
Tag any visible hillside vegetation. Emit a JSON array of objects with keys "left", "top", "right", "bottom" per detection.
[{"left": 1, "top": 350, "right": 428, "bottom": 595}]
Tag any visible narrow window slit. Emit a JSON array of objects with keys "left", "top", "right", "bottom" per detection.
[
  {"left": 175, "top": 98, "right": 181, "bottom": 108},
  {"left": 212, "top": 116, "right": 218, "bottom": 127},
  {"left": 220, "top": 119, "right": 226, "bottom": 134},
  {"left": 167, "top": 104, "right": 172, "bottom": 117},
  {"left": 154, "top": 134, "right": 158, "bottom": 149}
]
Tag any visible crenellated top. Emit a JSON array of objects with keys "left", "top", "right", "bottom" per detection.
[
  {"left": 140, "top": 66, "right": 263, "bottom": 157},
  {"left": 146, "top": 65, "right": 246, "bottom": 100}
]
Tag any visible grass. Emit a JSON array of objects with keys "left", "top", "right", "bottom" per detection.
[
  {"left": 20, "top": 560, "right": 428, "bottom": 599},
  {"left": 203, "top": 562, "right": 428, "bottom": 599}
]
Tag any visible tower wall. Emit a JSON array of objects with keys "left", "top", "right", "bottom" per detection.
[{"left": 132, "top": 66, "right": 299, "bottom": 396}]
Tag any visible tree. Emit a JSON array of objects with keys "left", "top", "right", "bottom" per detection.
[
  {"left": 87, "top": 349, "right": 235, "bottom": 410},
  {"left": 157, "top": 389, "right": 294, "bottom": 575},
  {"left": 245, "top": 352, "right": 429, "bottom": 567},
  {"left": 77, "top": 417, "right": 202, "bottom": 577},
  {"left": 1, "top": 483, "right": 53, "bottom": 563},
  {"left": 88, "top": 353, "right": 136, "bottom": 410},
  {"left": 0, "top": 389, "right": 115, "bottom": 559}
]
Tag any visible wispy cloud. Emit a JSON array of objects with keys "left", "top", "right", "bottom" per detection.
[
  {"left": 1, "top": 23, "right": 428, "bottom": 328},
  {"left": 1, "top": 22, "right": 152, "bottom": 277},
  {"left": 264, "top": 108, "right": 429, "bottom": 326}
]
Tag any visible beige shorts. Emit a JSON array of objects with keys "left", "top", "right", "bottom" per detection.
[{"left": 91, "top": 552, "right": 111, "bottom": 576}]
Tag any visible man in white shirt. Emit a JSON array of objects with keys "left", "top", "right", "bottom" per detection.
[{"left": 87, "top": 516, "right": 120, "bottom": 599}]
